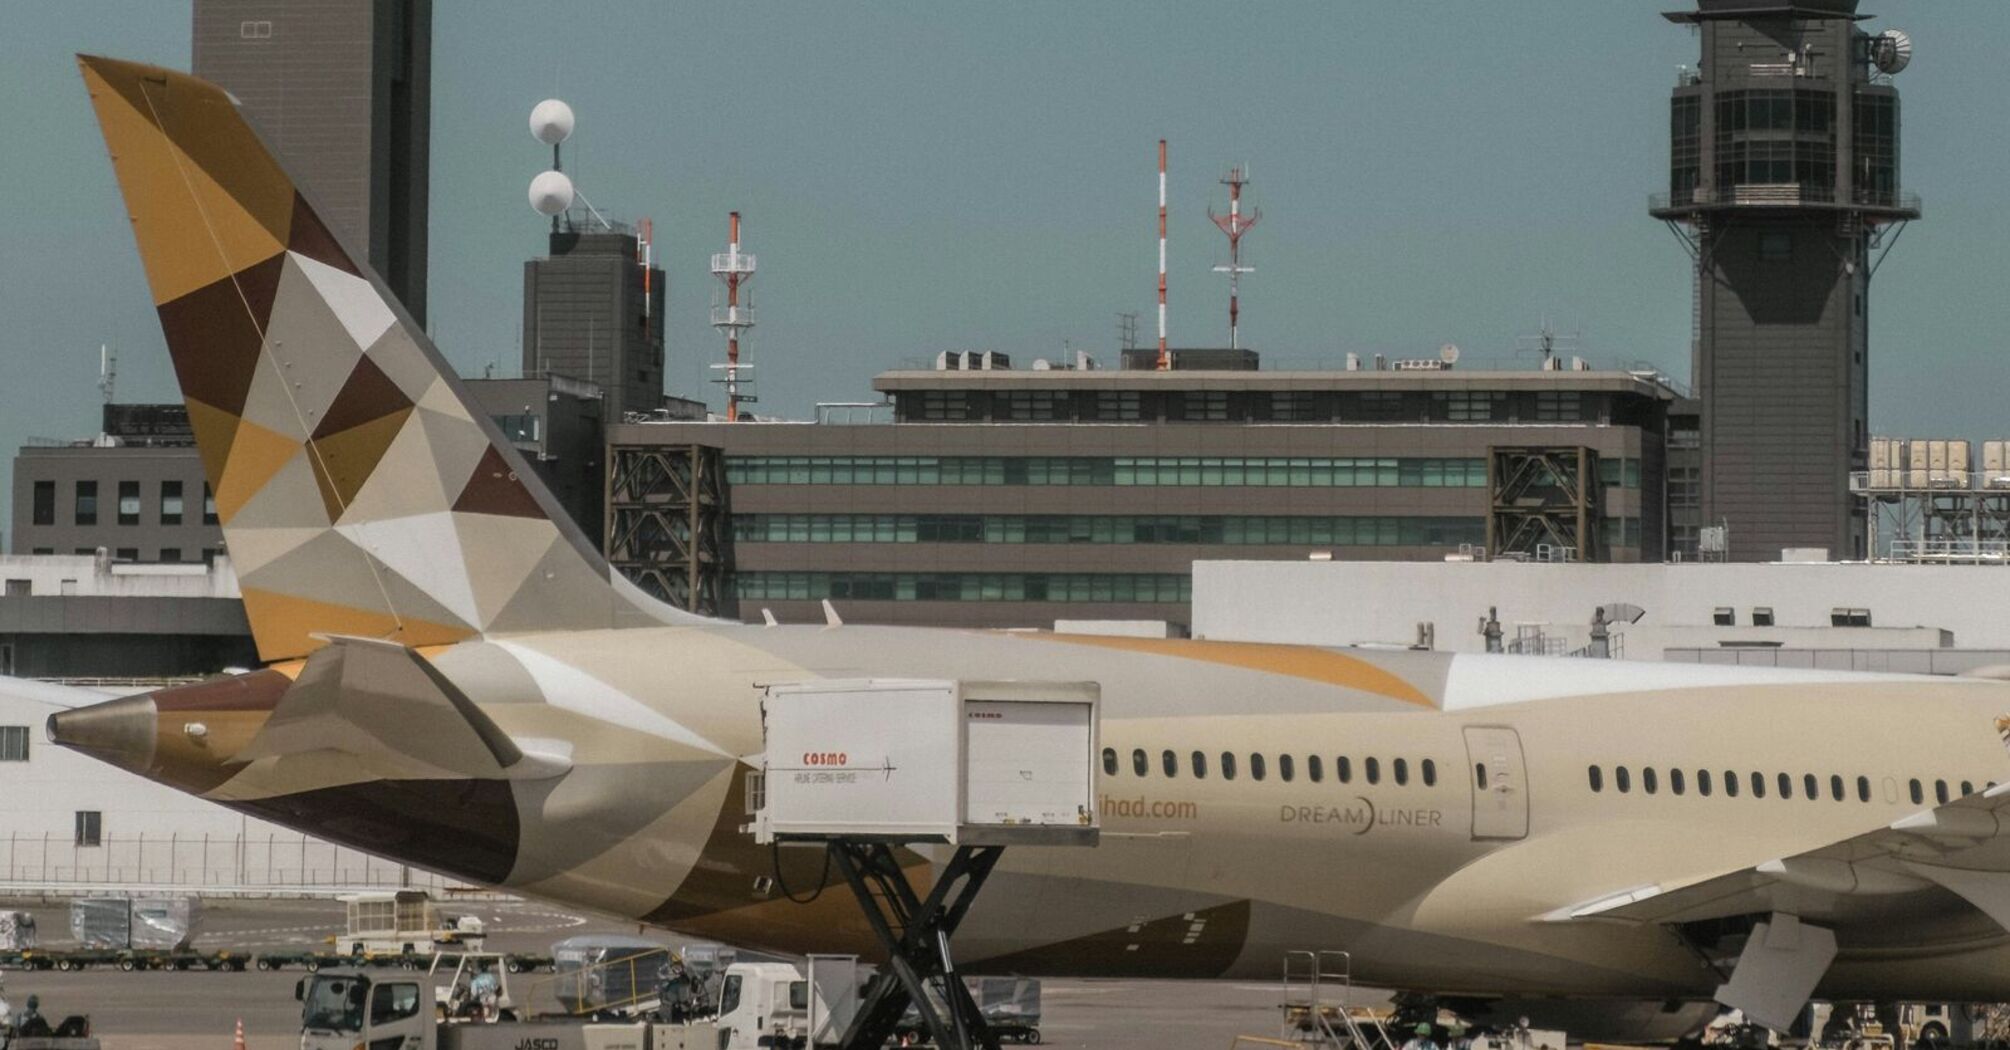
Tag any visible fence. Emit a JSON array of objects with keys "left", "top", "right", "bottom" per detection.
[{"left": 0, "top": 831, "right": 454, "bottom": 892}]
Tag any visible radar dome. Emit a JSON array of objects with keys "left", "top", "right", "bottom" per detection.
[
  {"left": 530, "top": 99, "right": 575, "bottom": 145},
  {"left": 529, "top": 170, "right": 575, "bottom": 216},
  {"left": 1872, "top": 29, "right": 1912, "bottom": 74}
]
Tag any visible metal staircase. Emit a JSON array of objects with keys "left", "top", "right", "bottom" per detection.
[{"left": 1275, "top": 950, "right": 1398, "bottom": 1050}]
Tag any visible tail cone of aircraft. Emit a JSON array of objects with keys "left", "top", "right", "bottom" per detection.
[
  {"left": 49, "top": 671, "right": 292, "bottom": 794},
  {"left": 46, "top": 695, "right": 157, "bottom": 776}
]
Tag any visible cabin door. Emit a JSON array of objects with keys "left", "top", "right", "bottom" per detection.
[{"left": 1462, "top": 726, "right": 1529, "bottom": 840}]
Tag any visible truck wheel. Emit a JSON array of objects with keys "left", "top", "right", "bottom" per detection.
[
  {"left": 256, "top": 958, "right": 274, "bottom": 971},
  {"left": 1920, "top": 1024, "right": 1950, "bottom": 1050},
  {"left": 118, "top": 958, "right": 137, "bottom": 972},
  {"left": 505, "top": 959, "right": 523, "bottom": 973},
  {"left": 305, "top": 959, "right": 321, "bottom": 973},
  {"left": 1027, "top": 1028, "right": 1042, "bottom": 1044}
]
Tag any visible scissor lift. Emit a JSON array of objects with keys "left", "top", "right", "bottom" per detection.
[{"left": 748, "top": 678, "right": 1100, "bottom": 1050}]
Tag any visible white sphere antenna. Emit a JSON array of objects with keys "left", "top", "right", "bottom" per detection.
[
  {"left": 528, "top": 170, "right": 575, "bottom": 216},
  {"left": 1439, "top": 343, "right": 1461, "bottom": 365},
  {"left": 530, "top": 99, "right": 575, "bottom": 145},
  {"left": 1872, "top": 29, "right": 1912, "bottom": 75}
]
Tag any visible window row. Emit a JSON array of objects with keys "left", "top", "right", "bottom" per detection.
[
  {"left": 726, "top": 456, "right": 1489, "bottom": 489},
  {"left": 0, "top": 726, "right": 28, "bottom": 762},
  {"left": 1103, "top": 747, "right": 1438, "bottom": 786},
  {"left": 1589, "top": 765, "right": 1989, "bottom": 805},
  {"left": 733, "top": 514, "right": 1487, "bottom": 548},
  {"left": 898, "top": 388, "right": 1620, "bottom": 425},
  {"left": 29, "top": 480, "right": 217, "bottom": 528},
  {"left": 734, "top": 572, "right": 1192, "bottom": 604}
]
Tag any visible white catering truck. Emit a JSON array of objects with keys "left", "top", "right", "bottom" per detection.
[{"left": 297, "top": 954, "right": 865, "bottom": 1050}]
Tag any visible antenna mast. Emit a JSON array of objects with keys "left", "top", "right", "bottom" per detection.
[
  {"left": 710, "top": 211, "right": 757, "bottom": 421},
  {"left": 97, "top": 344, "right": 116, "bottom": 404},
  {"left": 1157, "top": 139, "right": 1169, "bottom": 371},
  {"left": 1209, "top": 165, "right": 1260, "bottom": 351}
]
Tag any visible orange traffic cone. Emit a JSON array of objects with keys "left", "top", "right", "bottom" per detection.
[{"left": 233, "top": 1018, "right": 246, "bottom": 1050}]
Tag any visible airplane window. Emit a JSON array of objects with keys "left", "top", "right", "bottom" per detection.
[
  {"left": 1337, "top": 757, "right": 1353, "bottom": 784},
  {"left": 1588, "top": 765, "right": 1603, "bottom": 792},
  {"left": 1394, "top": 758, "right": 1410, "bottom": 786},
  {"left": 1723, "top": 770, "right": 1738, "bottom": 798},
  {"left": 1697, "top": 769, "right": 1712, "bottom": 797},
  {"left": 1962, "top": 780, "right": 1974, "bottom": 797},
  {"left": 1777, "top": 773, "right": 1792, "bottom": 799},
  {"left": 1803, "top": 774, "right": 1818, "bottom": 801},
  {"left": 1643, "top": 767, "right": 1659, "bottom": 794},
  {"left": 1163, "top": 750, "right": 1177, "bottom": 777},
  {"left": 1829, "top": 775, "right": 1843, "bottom": 801},
  {"left": 1279, "top": 754, "right": 1295, "bottom": 782},
  {"left": 1191, "top": 750, "right": 1207, "bottom": 779},
  {"left": 1909, "top": 779, "right": 1923, "bottom": 805},
  {"left": 1102, "top": 748, "right": 1117, "bottom": 776},
  {"left": 1935, "top": 780, "right": 1949, "bottom": 805},
  {"left": 1308, "top": 755, "right": 1324, "bottom": 783},
  {"left": 1670, "top": 768, "right": 1686, "bottom": 796},
  {"left": 1133, "top": 749, "right": 1148, "bottom": 777},
  {"left": 1857, "top": 775, "right": 1871, "bottom": 802},
  {"left": 1615, "top": 766, "right": 1630, "bottom": 793},
  {"left": 1365, "top": 757, "right": 1381, "bottom": 785},
  {"left": 1250, "top": 754, "right": 1267, "bottom": 782},
  {"left": 1422, "top": 759, "right": 1437, "bottom": 787},
  {"left": 1751, "top": 772, "right": 1765, "bottom": 799},
  {"left": 1222, "top": 752, "right": 1238, "bottom": 780}
]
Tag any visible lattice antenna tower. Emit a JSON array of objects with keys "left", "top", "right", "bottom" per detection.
[
  {"left": 1156, "top": 139, "right": 1170, "bottom": 370},
  {"left": 710, "top": 211, "right": 757, "bottom": 421},
  {"left": 1209, "top": 165, "right": 1261, "bottom": 350}
]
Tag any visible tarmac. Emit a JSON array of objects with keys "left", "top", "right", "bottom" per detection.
[{"left": 0, "top": 897, "right": 1311, "bottom": 1050}]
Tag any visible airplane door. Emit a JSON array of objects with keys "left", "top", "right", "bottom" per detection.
[{"left": 1462, "top": 726, "right": 1528, "bottom": 840}]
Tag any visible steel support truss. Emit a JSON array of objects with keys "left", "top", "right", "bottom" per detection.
[
  {"left": 1487, "top": 445, "right": 1603, "bottom": 562},
  {"left": 828, "top": 841, "right": 1006, "bottom": 1050},
  {"left": 606, "top": 442, "right": 737, "bottom": 616}
]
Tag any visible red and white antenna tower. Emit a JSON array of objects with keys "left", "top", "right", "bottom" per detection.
[
  {"left": 710, "top": 211, "right": 757, "bottom": 421},
  {"left": 1209, "top": 165, "right": 1260, "bottom": 351},
  {"left": 1156, "top": 139, "right": 1170, "bottom": 371}
]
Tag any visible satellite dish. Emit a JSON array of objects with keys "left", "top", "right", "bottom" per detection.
[
  {"left": 530, "top": 99, "right": 575, "bottom": 145},
  {"left": 1439, "top": 343, "right": 1461, "bottom": 365},
  {"left": 1871, "top": 29, "right": 1912, "bottom": 75},
  {"left": 528, "top": 170, "right": 575, "bottom": 216}
]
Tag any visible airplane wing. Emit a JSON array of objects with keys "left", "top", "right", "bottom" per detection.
[{"left": 1571, "top": 782, "right": 2010, "bottom": 935}]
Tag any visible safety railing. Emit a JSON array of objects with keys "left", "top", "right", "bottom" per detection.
[{"left": 0, "top": 831, "right": 451, "bottom": 892}]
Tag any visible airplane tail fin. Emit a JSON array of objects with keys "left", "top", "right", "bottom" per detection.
[{"left": 78, "top": 55, "right": 705, "bottom": 663}]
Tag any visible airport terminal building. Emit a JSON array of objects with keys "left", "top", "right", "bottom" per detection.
[{"left": 611, "top": 359, "right": 1682, "bottom": 629}]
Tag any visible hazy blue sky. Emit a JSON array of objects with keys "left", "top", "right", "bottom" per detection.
[{"left": 4, "top": 3, "right": 2006, "bottom": 531}]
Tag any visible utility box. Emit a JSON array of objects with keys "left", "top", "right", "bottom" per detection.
[{"left": 753, "top": 679, "right": 1099, "bottom": 846}]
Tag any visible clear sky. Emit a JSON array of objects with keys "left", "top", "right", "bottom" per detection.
[{"left": 4, "top": 2, "right": 2006, "bottom": 532}]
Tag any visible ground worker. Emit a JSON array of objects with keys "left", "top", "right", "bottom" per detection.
[
  {"left": 1403, "top": 1021, "right": 1440, "bottom": 1050},
  {"left": 14, "top": 995, "right": 47, "bottom": 1037},
  {"left": 1447, "top": 1022, "right": 1474, "bottom": 1050}
]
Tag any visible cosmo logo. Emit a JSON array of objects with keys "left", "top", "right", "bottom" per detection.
[{"left": 803, "top": 752, "right": 849, "bottom": 766}]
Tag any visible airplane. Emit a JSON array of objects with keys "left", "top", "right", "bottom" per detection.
[{"left": 39, "top": 54, "right": 2010, "bottom": 1042}]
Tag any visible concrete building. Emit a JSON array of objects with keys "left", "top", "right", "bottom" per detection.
[
  {"left": 1652, "top": 0, "right": 1918, "bottom": 562},
  {"left": 192, "top": 0, "right": 432, "bottom": 323},
  {"left": 523, "top": 224, "right": 668, "bottom": 423},
  {"left": 609, "top": 361, "right": 1681, "bottom": 629},
  {"left": 12, "top": 384, "right": 610, "bottom": 564},
  {"left": 1191, "top": 559, "right": 2010, "bottom": 669},
  {"left": 0, "top": 681, "right": 437, "bottom": 892},
  {"left": 0, "top": 555, "right": 254, "bottom": 678},
  {"left": 11, "top": 405, "right": 222, "bottom": 565}
]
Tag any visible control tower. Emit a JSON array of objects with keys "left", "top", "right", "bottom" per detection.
[{"left": 1652, "top": 0, "right": 1917, "bottom": 562}]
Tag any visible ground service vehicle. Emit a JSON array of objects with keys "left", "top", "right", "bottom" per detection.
[{"left": 340, "top": 892, "right": 485, "bottom": 956}]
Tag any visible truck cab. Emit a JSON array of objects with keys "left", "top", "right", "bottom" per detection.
[
  {"left": 299, "top": 971, "right": 427, "bottom": 1050},
  {"left": 714, "top": 962, "right": 810, "bottom": 1050}
]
